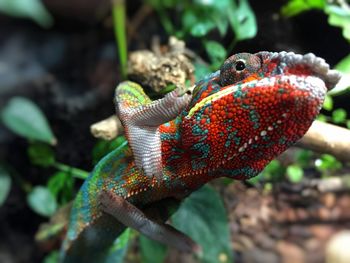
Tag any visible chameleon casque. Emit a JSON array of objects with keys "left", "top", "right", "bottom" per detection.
[{"left": 60, "top": 51, "right": 340, "bottom": 262}]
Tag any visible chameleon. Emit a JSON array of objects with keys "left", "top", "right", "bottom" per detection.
[{"left": 60, "top": 51, "right": 340, "bottom": 263}]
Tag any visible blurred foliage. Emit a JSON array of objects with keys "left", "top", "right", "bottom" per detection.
[
  {"left": 147, "top": 0, "right": 257, "bottom": 65},
  {"left": 0, "top": 166, "right": 11, "bottom": 206},
  {"left": 92, "top": 136, "right": 127, "bottom": 165},
  {"left": 1, "top": 97, "right": 56, "bottom": 145},
  {"left": 282, "top": 0, "right": 350, "bottom": 96},
  {"left": 0, "top": 97, "right": 88, "bottom": 218},
  {"left": 42, "top": 251, "right": 59, "bottom": 263},
  {"left": 315, "top": 154, "right": 343, "bottom": 175},
  {"left": 112, "top": 0, "right": 128, "bottom": 79},
  {"left": 172, "top": 185, "right": 233, "bottom": 263},
  {"left": 140, "top": 236, "right": 167, "bottom": 263},
  {"left": 281, "top": 0, "right": 325, "bottom": 17},
  {"left": 47, "top": 171, "right": 75, "bottom": 205},
  {"left": 329, "top": 54, "right": 350, "bottom": 95},
  {"left": 286, "top": 164, "right": 304, "bottom": 183},
  {"left": 0, "top": 0, "right": 53, "bottom": 27},
  {"left": 326, "top": 4, "right": 350, "bottom": 42},
  {"left": 27, "top": 186, "right": 57, "bottom": 217}
]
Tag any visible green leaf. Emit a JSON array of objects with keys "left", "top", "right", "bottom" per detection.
[
  {"left": 0, "top": 0, "right": 53, "bottom": 27},
  {"left": 105, "top": 228, "right": 131, "bottom": 263},
  {"left": 228, "top": 0, "right": 257, "bottom": 41},
  {"left": 335, "top": 53, "right": 350, "bottom": 73},
  {"left": 194, "top": 62, "right": 213, "bottom": 82},
  {"left": 317, "top": 114, "right": 327, "bottom": 122},
  {"left": 140, "top": 236, "right": 167, "bottom": 263},
  {"left": 326, "top": 5, "right": 350, "bottom": 42},
  {"left": 92, "top": 136, "right": 127, "bottom": 165},
  {"left": 346, "top": 120, "right": 350, "bottom": 129},
  {"left": 0, "top": 167, "right": 11, "bottom": 206},
  {"left": 322, "top": 95, "right": 333, "bottom": 111},
  {"left": 27, "top": 142, "right": 55, "bottom": 167},
  {"left": 27, "top": 186, "right": 57, "bottom": 217},
  {"left": 315, "top": 154, "right": 342, "bottom": 172},
  {"left": 42, "top": 250, "right": 59, "bottom": 263},
  {"left": 204, "top": 41, "right": 227, "bottom": 67},
  {"left": 332, "top": 108, "right": 347, "bottom": 124},
  {"left": 182, "top": 9, "right": 198, "bottom": 31},
  {"left": 253, "top": 159, "right": 285, "bottom": 182},
  {"left": 172, "top": 185, "right": 233, "bottom": 263},
  {"left": 47, "top": 171, "right": 74, "bottom": 205},
  {"left": 281, "top": 0, "right": 325, "bottom": 17},
  {"left": 286, "top": 164, "right": 304, "bottom": 183},
  {"left": 295, "top": 149, "right": 313, "bottom": 167},
  {"left": 328, "top": 54, "right": 350, "bottom": 96},
  {"left": 213, "top": 15, "right": 229, "bottom": 37},
  {"left": 190, "top": 20, "right": 215, "bottom": 37},
  {"left": 1, "top": 97, "right": 56, "bottom": 145}
]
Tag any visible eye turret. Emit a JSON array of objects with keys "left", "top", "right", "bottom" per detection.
[{"left": 220, "top": 53, "right": 262, "bottom": 86}]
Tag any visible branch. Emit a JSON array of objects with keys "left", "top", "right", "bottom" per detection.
[{"left": 297, "top": 120, "right": 350, "bottom": 162}]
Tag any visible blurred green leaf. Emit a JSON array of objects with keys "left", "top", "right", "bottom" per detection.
[
  {"left": 252, "top": 159, "right": 285, "bottom": 183},
  {"left": 213, "top": 15, "right": 229, "bottom": 37},
  {"left": 328, "top": 54, "right": 350, "bottom": 96},
  {"left": 172, "top": 185, "right": 233, "bottom": 263},
  {"left": 47, "top": 171, "right": 74, "bottom": 205},
  {"left": 335, "top": 53, "right": 350, "bottom": 73},
  {"left": 0, "top": 0, "right": 53, "bottom": 27},
  {"left": 228, "top": 0, "right": 257, "bottom": 41},
  {"left": 286, "top": 164, "right": 304, "bottom": 183},
  {"left": 27, "top": 142, "right": 55, "bottom": 167},
  {"left": 190, "top": 20, "right": 215, "bottom": 37},
  {"left": 281, "top": 0, "right": 325, "bottom": 17},
  {"left": 332, "top": 108, "right": 347, "bottom": 123},
  {"left": 106, "top": 228, "right": 131, "bottom": 263},
  {"left": 295, "top": 149, "right": 313, "bottom": 167},
  {"left": 92, "top": 136, "right": 127, "bottom": 165},
  {"left": 315, "top": 154, "right": 342, "bottom": 172},
  {"left": 1, "top": 97, "right": 56, "bottom": 145},
  {"left": 317, "top": 114, "right": 327, "bottom": 122},
  {"left": 42, "top": 250, "right": 59, "bottom": 263},
  {"left": 27, "top": 186, "right": 57, "bottom": 217},
  {"left": 194, "top": 62, "right": 213, "bottom": 81},
  {"left": 112, "top": 0, "right": 128, "bottom": 79},
  {"left": 322, "top": 95, "right": 333, "bottom": 111},
  {"left": 326, "top": 5, "right": 350, "bottom": 42},
  {"left": 346, "top": 120, "right": 350, "bottom": 129},
  {"left": 204, "top": 41, "right": 227, "bottom": 67},
  {"left": 182, "top": 9, "right": 198, "bottom": 31},
  {"left": 0, "top": 167, "right": 11, "bottom": 206},
  {"left": 140, "top": 236, "right": 167, "bottom": 263}
]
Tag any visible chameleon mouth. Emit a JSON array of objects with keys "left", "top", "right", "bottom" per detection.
[{"left": 267, "top": 51, "right": 341, "bottom": 91}]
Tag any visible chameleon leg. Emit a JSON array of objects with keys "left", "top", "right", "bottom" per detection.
[
  {"left": 115, "top": 81, "right": 193, "bottom": 179},
  {"left": 99, "top": 190, "right": 201, "bottom": 253}
]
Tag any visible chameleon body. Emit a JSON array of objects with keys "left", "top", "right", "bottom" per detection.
[{"left": 61, "top": 51, "right": 340, "bottom": 263}]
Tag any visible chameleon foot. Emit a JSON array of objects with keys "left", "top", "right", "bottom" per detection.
[
  {"left": 115, "top": 81, "right": 192, "bottom": 180},
  {"left": 99, "top": 190, "right": 201, "bottom": 253}
]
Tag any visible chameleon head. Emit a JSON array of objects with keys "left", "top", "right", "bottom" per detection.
[{"left": 181, "top": 51, "right": 341, "bottom": 179}]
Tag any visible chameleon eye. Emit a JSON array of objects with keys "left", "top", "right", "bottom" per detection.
[
  {"left": 220, "top": 53, "right": 262, "bottom": 87},
  {"left": 235, "top": 60, "right": 246, "bottom": 71}
]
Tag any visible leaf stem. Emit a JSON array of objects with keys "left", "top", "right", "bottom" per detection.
[
  {"left": 52, "top": 162, "right": 89, "bottom": 180},
  {"left": 112, "top": 0, "right": 128, "bottom": 79}
]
